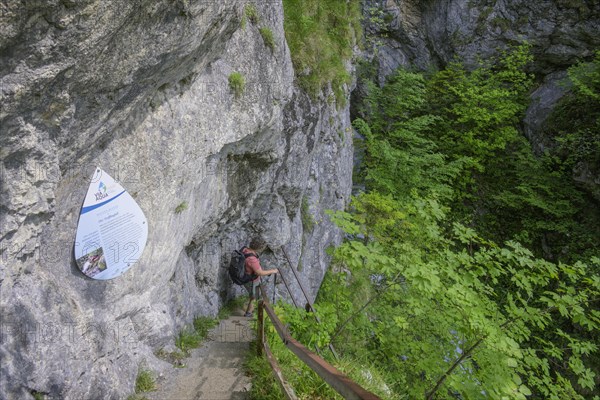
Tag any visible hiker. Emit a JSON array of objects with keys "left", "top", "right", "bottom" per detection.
[{"left": 243, "top": 237, "right": 278, "bottom": 317}]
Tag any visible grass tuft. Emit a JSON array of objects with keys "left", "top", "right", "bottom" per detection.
[
  {"left": 135, "top": 368, "right": 156, "bottom": 393},
  {"left": 228, "top": 72, "right": 246, "bottom": 98},
  {"left": 282, "top": 0, "right": 361, "bottom": 104},
  {"left": 31, "top": 392, "right": 45, "bottom": 400},
  {"left": 193, "top": 316, "right": 219, "bottom": 338},
  {"left": 218, "top": 295, "right": 249, "bottom": 319},
  {"left": 126, "top": 395, "right": 149, "bottom": 400},
  {"left": 175, "top": 201, "right": 188, "bottom": 214},
  {"left": 175, "top": 329, "right": 201, "bottom": 355},
  {"left": 246, "top": 312, "right": 396, "bottom": 399},
  {"left": 175, "top": 315, "right": 220, "bottom": 355},
  {"left": 301, "top": 196, "right": 315, "bottom": 232},
  {"left": 170, "top": 299, "right": 247, "bottom": 364},
  {"left": 155, "top": 348, "right": 186, "bottom": 367},
  {"left": 259, "top": 27, "right": 276, "bottom": 52},
  {"left": 245, "top": 3, "right": 259, "bottom": 24}
]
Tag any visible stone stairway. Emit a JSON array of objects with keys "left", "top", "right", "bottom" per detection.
[{"left": 147, "top": 313, "right": 254, "bottom": 400}]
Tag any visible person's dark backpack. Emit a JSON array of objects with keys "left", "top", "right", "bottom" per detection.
[{"left": 229, "top": 247, "right": 258, "bottom": 285}]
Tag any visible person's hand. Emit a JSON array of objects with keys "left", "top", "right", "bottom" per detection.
[{"left": 272, "top": 268, "right": 279, "bottom": 274}]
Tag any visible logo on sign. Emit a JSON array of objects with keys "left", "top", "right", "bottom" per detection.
[{"left": 94, "top": 182, "right": 108, "bottom": 201}]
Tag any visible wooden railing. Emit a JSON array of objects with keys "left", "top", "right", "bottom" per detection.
[{"left": 257, "top": 285, "right": 381, "bottom": 400}]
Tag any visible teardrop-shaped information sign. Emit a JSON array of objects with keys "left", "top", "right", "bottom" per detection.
[{"left": 74, "top": 168, "right": 148, "bottom": 280}]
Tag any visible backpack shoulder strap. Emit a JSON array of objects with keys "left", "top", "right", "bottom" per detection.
[{"left": 240, "top": 247, "right": 258, "bottom": 259}]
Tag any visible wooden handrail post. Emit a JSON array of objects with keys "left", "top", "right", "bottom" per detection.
[
  {"left": 264, "top": 341, "right": 298, "bottom": 400},
  {"left": 257, "top": 300, "right": 264, "bottom": 357}
]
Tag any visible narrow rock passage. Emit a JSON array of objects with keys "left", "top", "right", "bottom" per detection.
[{"left": 147, "top": 312, "right": 254, "bottom": 400}]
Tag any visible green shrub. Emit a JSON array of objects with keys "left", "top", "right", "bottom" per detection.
[
  {"left": 174, "top": 201, "right": 188, "bottom": 214},
  {"left": 259, "top": 27, "right": 276, "bottom": 52},
  {"left": 135, "top": 368, "right": 156, "bottom": 393},
  {"left": 228, "top": 72, "right": 246, "bottom": 98}
]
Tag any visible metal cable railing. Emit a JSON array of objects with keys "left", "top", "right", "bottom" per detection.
[
  {"left": 267, "top": 246, "right": 340, "bottom": 358},
  {"left": 279, "top": 246, "right": 340, "bottom": 360}
]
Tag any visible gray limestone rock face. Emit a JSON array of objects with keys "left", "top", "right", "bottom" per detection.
[
  {"left": 523, "top": 71, "right": 571, "bottom": 155},
  {"left": 0, "top": 1, "right": 353, "bottom": 398},
  {"left": 364, "top": 0, "right": 600, "bottom": 78}
]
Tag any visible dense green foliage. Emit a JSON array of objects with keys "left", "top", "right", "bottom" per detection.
[
  {"left": 356, "top": 45, "right": 599, "bottom": 261},
  {"left": 126, "top": 395, "right": 149, "bottom": 400},
  {"left": 265, "top": 46, "right": 600, "bottom": 399},
  {"left": 282, "top": 0, "right": 361, "bottom": 103},
  {"left": 545, "top": 51, "right": 600, "bottom": 203},
  {"left": 318, "top": 217, "right": 599, "bottom": 398}
]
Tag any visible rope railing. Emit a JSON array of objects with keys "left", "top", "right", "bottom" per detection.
[{"left": 257, "top": 285, "right": 381, "bottom": 400}]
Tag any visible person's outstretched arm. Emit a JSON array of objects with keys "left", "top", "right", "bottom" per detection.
[{"left": 255, "top": 268, "right": 278, "bottom": 276}]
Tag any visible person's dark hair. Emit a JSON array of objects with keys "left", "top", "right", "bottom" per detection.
[{"left": 249, "top": 237, "right": 267, "bottom": 251}]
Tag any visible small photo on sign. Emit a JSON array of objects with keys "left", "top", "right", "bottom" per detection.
[{"left": 76, "top": 247, "right": 107, "bottom": 278}]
